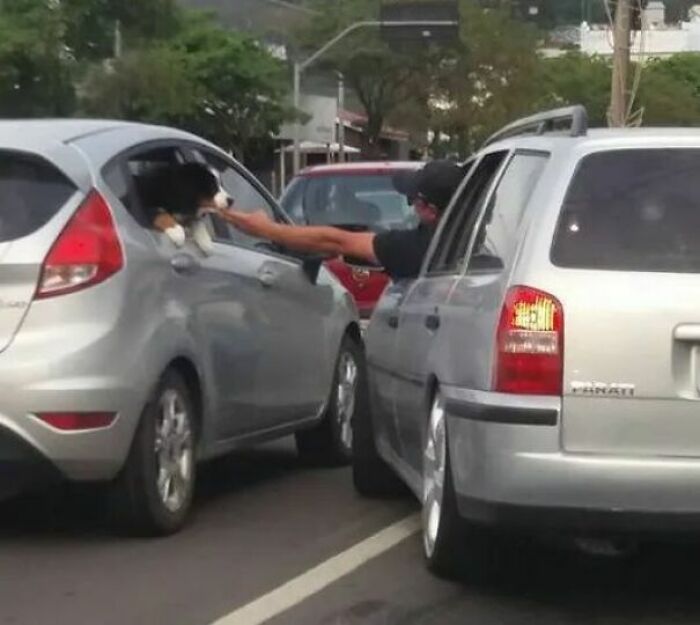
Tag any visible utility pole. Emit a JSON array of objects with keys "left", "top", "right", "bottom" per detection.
[
  {"left": 337, "top": 73, "right": 346, "bottom": 163},
  {"left": 114, "top": 20, "right": 123, "bottom": 59},
  {"left": 609, "top": 0, "right": 632, "bottom": 127}
]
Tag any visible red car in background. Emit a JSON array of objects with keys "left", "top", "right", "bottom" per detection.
[{"left": 280, "top": 162, "right": 423, "bottom": 320}]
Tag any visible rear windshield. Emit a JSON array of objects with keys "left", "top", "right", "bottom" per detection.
[
  {"left": 0, "top": 152, "right": 76, "bottom": 243},
  {"left": 552, "top": 149, "right": 700, "bottom": 273},
  {"left": 281, "top": 173, "right": 418, "bottom": 232}
]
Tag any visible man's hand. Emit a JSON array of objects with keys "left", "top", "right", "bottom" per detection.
[{"left": 218, "top": 209, "right": 275, "bottom": 238}]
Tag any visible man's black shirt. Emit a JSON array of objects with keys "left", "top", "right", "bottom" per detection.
[{"left": 373, "top": 224, "right": 435, "bottom": 281}]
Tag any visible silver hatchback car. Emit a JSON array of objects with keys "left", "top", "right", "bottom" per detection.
[
  {"left": 354, "top": 106, "right": 700, "bottom": 576},
  {"left": 0, "top": 120, "right": 361, "bottom": 534}
]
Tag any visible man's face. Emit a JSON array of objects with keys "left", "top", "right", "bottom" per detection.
[{"left": 413, "top": 195, "right": 440, "bottom": 226}]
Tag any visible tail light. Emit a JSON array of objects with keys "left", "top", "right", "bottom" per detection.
[
  {"left": 35, "top": 412, "right": 117, "bottom": 431},
  {"left": 36, "top": 190, "right": 123, "bottom": 299},
  {"left": 494, "top": 286, "right": 563, "bottom": 396}
]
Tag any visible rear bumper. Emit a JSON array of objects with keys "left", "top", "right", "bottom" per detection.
[
  {"left": 0, "top": 319, "right": 150, "bottom": 483},
  {"left": 0, "top": 426, "right": 61, "bottom": 500},
  {"left": 444, "top": 386, "right": 700, "bottom": 533}
]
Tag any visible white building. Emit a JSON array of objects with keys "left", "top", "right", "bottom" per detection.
[{"left": 580, "top": 2, "right": 700, "bottom": 60}]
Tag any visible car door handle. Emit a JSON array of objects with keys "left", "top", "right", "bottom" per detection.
[
  {"left": 674, "top": 324, "right": 700, "bottom": 342},
  {"left": 257, "top": 268, "right": 278, "bottom": 288},
  {"left": 425, "top": 313, "right": 441, "bottom": 331},
  {"left": 387, "top": 315, "right": 399, "bottom": 329},
  {"left": 170, "top": 253, "right": 199, "bottom": 274}
]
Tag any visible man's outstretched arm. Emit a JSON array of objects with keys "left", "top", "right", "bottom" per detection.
[{"left": 218, "top": 210, "right": 378, "bottom": 265}]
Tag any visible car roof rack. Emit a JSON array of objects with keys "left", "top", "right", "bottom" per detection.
[{"left": 482, "top": 105, "right": 589, "bottom": 148}]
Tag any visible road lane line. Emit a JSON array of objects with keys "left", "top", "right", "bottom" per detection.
[{"left": 209, "top": 513, "right": 421, "bottom": 625}]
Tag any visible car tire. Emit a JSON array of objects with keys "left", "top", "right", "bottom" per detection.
[
  {"left": 109, "top": 370, "right": 197, "bottom": 536},
  {"left": 422, "top": 390, "right": 502, "bottom": 580},
  {"left": 296, "top": 335, "right": 362, "bottom": 466},
  {"left": 352, "top": 374, "right": 405, "bottom": 499}
]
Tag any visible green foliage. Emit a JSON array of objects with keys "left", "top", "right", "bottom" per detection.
[
  {"left": 79, "top": 46, "right": 199, "bottom": 123},
  {"left": 0, "top": 3, "right": 76, "bottom": 116},
  {"left": 0, "top": 0, "right": 293, "bottom": 160},
  {"left": 536, "top": 53, "right": 611, "bottom": 125},
  {"left": 298, "top": 0, "right": 434, "bottom": 155},
  {"left": 174, "top": 20, "right": 293, "bottom": 154}
]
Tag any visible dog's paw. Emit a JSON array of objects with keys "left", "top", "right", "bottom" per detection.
[
  {"left": 191, "top": 222, "right": 214, "bottom": 255},
  {"left": 165, "top": 224, "right": 186, "bottom": 247}
]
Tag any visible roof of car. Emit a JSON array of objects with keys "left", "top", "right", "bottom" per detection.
[
  {"left": 486, "top": 127, "right": 700, "bottom": 153},
  {"left": 0, "top": 119, "right": 197, "bottom": 147},
  {"left": 299, "top": 161, "right": 424, "bottom": 176}
]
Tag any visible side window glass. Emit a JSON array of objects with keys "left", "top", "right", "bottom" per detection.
[
  {"left": 469, "top": 152, "right": 549, "bottom": 272},
  {"left": 126, "top": 146, "right": 185, "bottom": 228},
  {"left": 428, "top": 152, "right": 508, "bottom": 275},
  {"left": 197, "top": 151, "right": 276, "bottom": 249}
]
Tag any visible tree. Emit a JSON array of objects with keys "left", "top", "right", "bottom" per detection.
[
  {"left": 0, "top": 2, "right": 76, "bottom": 117},
  {"left": 174, "top": 19, "right": 293, "bottom": 159},
  {"left": 429, "top": 1, "right": 541, "bottom": 154},
  {"left": 79, "top": 15, "right": 292, "bottom": 160},
  {"left": 637, "top": 55, "right": 700, "bottom": 125},
  {"left": 536, "top": 53, "right": 612, "bottom": 126},
  {"left": 296, "top": 0, "right": 434, "bottom": 156},
  {"left": 79, "top": 46, "right": 199, "bottom": 123}
]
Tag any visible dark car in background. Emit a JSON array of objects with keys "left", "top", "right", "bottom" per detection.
[{"left": 280, "top": 162, "right": 423, "bottom": 319}]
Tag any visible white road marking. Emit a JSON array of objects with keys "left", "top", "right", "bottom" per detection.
[{"left": 209, "top": 513, "right": 421, "bottom": 625}]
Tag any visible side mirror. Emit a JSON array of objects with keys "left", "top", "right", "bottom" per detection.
[
  {"left": 301, "top": 255, "right": 325, "bottom": 284},
  {"left": 469, "top": 253, "right": 504, "bottom": 273}
]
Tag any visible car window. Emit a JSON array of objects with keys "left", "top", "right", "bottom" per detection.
[
  {"left": 282, "top": 173, "right": 418, "bottom": 232},
  {"left": 124, "top": 146, "right": 186, "bottom": 227},
  {"left": 0, "top": 152, "right": 76, "bottom": 243},
  {"left": 197, "top": 151, "right": 276, "bottom": 249},
  {"left": 552, "top": 149, "right": 700, "bottom": 273},
  {"left": 279, "top": 177, "right": 306, "bottom": 223},
  {"left": 468, "top": 151, "right": 549, "bottom": 272},
  {"left": 427, "top": 152, "right": 508, "bottom": 275}
]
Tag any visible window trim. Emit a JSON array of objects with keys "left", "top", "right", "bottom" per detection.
[
  {"left": 100, "top": 139, "right": 189, "bottom": 229},
  {"left": 188, "top": 145, "right": 305, "bottom": 265},
  {"left": 424, "top": 151, "right": 511, "bottom": 278},
  {"left": 463, "top": 148, "right": 551, "bottom": 277}
]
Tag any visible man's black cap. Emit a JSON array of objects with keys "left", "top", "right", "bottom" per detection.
[
  {"left": 393, "top": 160, "right": 463, "bottom": 212},
  {"left": 391, "top": 169, "right": 420, "bottom": 203}
]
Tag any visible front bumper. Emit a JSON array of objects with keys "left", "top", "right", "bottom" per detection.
[{"left": 444, "top": 386, "right": 700, "bottom": 533}]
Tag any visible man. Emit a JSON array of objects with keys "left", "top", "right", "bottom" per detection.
[{"left": 218, "top": 160, "right": 464, "bottom": 281}]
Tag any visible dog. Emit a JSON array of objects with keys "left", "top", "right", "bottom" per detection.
[{"left": 138, "top": 162, "right": 233, "bottom": 255}]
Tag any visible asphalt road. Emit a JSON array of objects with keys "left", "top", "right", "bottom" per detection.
[{"left": 2, "top": 438, "right": 700, "bottom": 625}]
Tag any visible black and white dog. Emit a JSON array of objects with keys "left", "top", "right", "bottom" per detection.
[{"left": 138, "top": 162, "right": 233, "bottom": 255}]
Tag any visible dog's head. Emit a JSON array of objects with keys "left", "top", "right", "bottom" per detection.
[
  {"left": 178, "top": 163, "right": 233, "bottom": 216},
  {"left": 141, "top": 162, "right": 232, "bottom": 222}
]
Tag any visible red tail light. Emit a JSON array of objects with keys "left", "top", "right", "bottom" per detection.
[
  {"left": 36, "top": 190, "right": 123, "bottom": 299},
  {"left": 35, "top": 412, "right": 117, "bottom": 431},
  {"left": 494, "top": 286, "right": 563, "bottom": 396}
]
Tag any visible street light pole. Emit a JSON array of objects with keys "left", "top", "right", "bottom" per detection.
[
  {"left": 337, "top": 72, "right": 345, "bottom": 163},
  {"left": 291, "top": 19, "right": 458, "bottom": 175},
  {"left": 292, "top": 62, "right": 302, "bottom": 175}
]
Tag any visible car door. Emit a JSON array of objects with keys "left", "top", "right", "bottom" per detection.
[
  {"left": 106, "top": 142, "right": 275, "bottom": 441},
  {"left": 193, "top": 149, "right": 335, "bottom": 432},
  {"left": 365, "top": 278, "right": 414, "bottom": 459},
  {"left": 442, "top": 150, "right": 552, "bottom": 401},
  {"left": 392, "top": 152, "right": 510, "bottom": 474}
]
